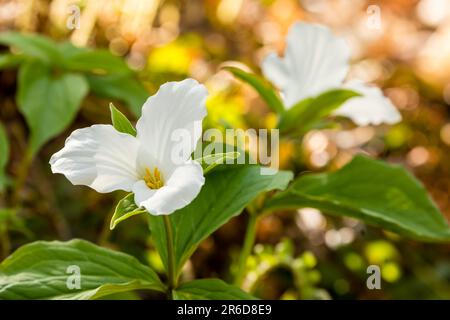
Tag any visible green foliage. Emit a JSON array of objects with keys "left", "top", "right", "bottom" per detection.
[
  {"left": 62, "top": 48, "right": 133, "bottom": 74},
  {"left": 0, "top": 32, "right": 63, "bottom": 65},
  {"left": 148, "top": 165, "right": 293, "bottom": 277},
  {"left": 266, "top": 155, "right": 450, "bottom": 241},
  {"left": 0, "top": 54, "right": 24, "bottom": 69},
  {"left": 278, "top": 89, "right": 360, "bottom": 135},
  {"left": 17, "top": 61, "right": 89, "bottom": 154},
  {"left": 241, "top": 239, "right": 327, "bottom": 299},
  {"left": 225, "top": 66, "right": 284, "bottom": 113},
  {"left": 0, "top": 239, "right": 165, "bottom": 300},
  {"left": 1, "top": 25, "right": 449, "bottom": 302},
  {"left": 109, "top": 103, "right": 137, "bottom": 136},
  {"left": 0, "top": 32, "right": 148, "bottom": 155},
  {"left": 87, "top": 74, "right": 148, "bottom": 117},
  {"left": 173, "top": 279, "right": 257, "bottom": 300},
  {"left": 110, "top": 193, "right": 146, "bottom": 230}
]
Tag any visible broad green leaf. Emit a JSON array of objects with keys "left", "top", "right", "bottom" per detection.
[
  {"left": 0, "top": 54, "right": 24, "bottom": 69},
  {"left": 110, "top": 193, "right": 146, "bottom": 230},
  {"left": 148, "top": 166, "right": 293, "bottom": 275},
  {"left": 87, "top": 74, "right": 147, "bottom": 117},
  {"left": 173, "top": 279, "right": 257, "bottom": 300},
  {"left": 0, "top": 32, "right": 62, "bottom": 65},
  {"left": 109, "top": 103, "right": 137, "bottom": 136},
  {"left": 194, "top": 151, "right": 240, "bottom": 174},
  {"left": 0, "top": 239, "right": 165, "bottom": 300},
  {"left": 266, "top": 155, "right": 450, "bottom": 241},
  {"left": 62, "top": 48, "right": 132, "bottom": 74},
  {"left": 97, "top": 291, "right": 141, "bottom": 300},
  {"left": 278, "top": 89, "right": 359, "bottom": 134},
  {"left": 225, "top": 66, "right": 284, "bottom": 114},
  {"left": 17, "top": 61, "right": 89, "bottom": 154},
  {"left": 0, "top": 122, "right": 9, "bottom": 190}
]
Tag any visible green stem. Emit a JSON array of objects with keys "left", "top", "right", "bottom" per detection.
[
  {"left": 163, "top": 215, "right": 176, "bottom": 298},
  {"left": 234, "top": 212, "right": 258, "bottom": 287},
  {"left": 0, "top": 225, "right": 11, "bottom": 260},
  {"left": 11, "top": 147, "right": 33, "bottom": 206}
]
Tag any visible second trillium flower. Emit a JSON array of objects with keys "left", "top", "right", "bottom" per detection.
[
  {"left": 262, "top": 22, "right": 401, "bottom": 126},
  {"left": 50, "top": 79, "right": 207, "bottom": 215}
]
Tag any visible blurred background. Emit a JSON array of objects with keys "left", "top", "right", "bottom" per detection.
[{"left": 1, "top": 0, "right": 450, "bottom": 299}]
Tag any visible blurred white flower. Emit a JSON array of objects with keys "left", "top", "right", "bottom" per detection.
[
  {"left": 50, "top": 79, "right": 207, "bottom": 215},
  {"left": 335, "top": 80, "right": 402, "bottom": 126},
  {"left": 262, "top": 22, "right": 401, "bottom": 126}
]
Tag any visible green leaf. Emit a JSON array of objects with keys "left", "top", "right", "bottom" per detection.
[
  {"left": 192, "top": 141, "right": 253, "bottom": 173},
  {"left": 62, "top": 47, "right": 132, "bottom": 74},
  {"left": 277, "top": 97, "right": 312, "bottom": 133},
  {"left": 87, "top": 74, "right": 148, "bottom": 117},
  {"left": 110, "top": 193, "right": 146, "bottom": 230},
  {"left": 0, "top": 32, "right": 62, "bottom": 65},
  {"left": 278, "top": 89, "right": 359, "bottom": 134},
  {"left": 148, "top": 166, "right": 293, "bottom": 275},
  {"left": 195, "top": 151, "right": 240, "bottom": 174},
  {"left": 225, "top": 66, "right": 284, "bottom": 113},
  {"left": 0, "top": 122, "right": 9, "bottom": 190},
  {"left": 173, "top": 279, "right": 257, "bottom": 300},
  {"left": 17, "top": 61, "right": 89, "bottom": 154},
  {"left": 0, "top": 239, "right": 165, "bottom": 300},
  {"left": 266, "top": 155, "right": 450, "bottom": 241},
  {"left": 0, "top": 54, "right": 24, "bottom": 70},
  {"left": 109, "top": 103, "right": 137, "bottom": 136}
]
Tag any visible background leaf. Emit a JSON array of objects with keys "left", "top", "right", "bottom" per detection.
[
  {"left": 173, "top": 279, "right": 257, "bottom": 300},
  {"left": 266, "top": 155, "right": 450, "bottom": 241},
  {"left": 148, "top": 165, "right": 293, "bottom": 275},
  {"left": 62, "top": 48, "right": 133, "bottom": 74},
  {"left": 0, "top": 54, "right": 25, "bottom": 70},
  {"left": 225, "top": 66, "right": 284, "bottom": 114},
  {"left": 278, "top": 89, "right": 359, "bottom": 135},
  {"left": 86, "top": 74, "right": 148, "bottom": 117},
  {"left": 0, "top": 32, "right": 62, "bottom": 65},
  {"left": 17, "top": 61, "right": 89, "bottom": 154},
  {"left": 0, "top": 239, "right": 165, "bottom": 300}
]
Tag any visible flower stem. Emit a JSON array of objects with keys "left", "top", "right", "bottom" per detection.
[
  {"left": 163, "top": 215, "right": 176, "bottom": 298},
  {"left": 12, "top": 147, "right": 33, "bottom": 206},
  {"left": 234, "top": 212, "right": 258, "bottom": 287},
  {"left": 0, "top": 225, "right": 11, "bottom": 260}
]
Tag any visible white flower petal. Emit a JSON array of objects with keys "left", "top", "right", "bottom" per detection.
[
  {"left": 132, "top": 180, "right": 157, "bottom": 206},
  {"left": 263, "top": 22, "right": 350, "bottom": 108},
  {"left": 50, "top": 124, "right": 140, "bottom": 193},
  {"left": 261, "top": 52, "right": 290, "bottom": 89},
  {"left": 136, "top": 79, "right": 207, "bottom": 166},
  {"left": 133, "top": 160, "right": 205, "bottom": 215},
  {"left": 334, "top": 81, "right": 402, "bottom": 126}
]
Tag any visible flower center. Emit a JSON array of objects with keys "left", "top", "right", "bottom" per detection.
[{"left": 143, "top": 167, "right": 164, "bottom": 189}]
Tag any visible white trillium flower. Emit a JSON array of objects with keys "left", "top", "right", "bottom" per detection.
[
  {"left": 262, "top": 22, "right": 401, "bottom": 126},
  {"left": 50, "top": 79, "right": 207, "bottom": 216},
  {"left": 335, "top": 80, "right": 401, "bottom": 126}
]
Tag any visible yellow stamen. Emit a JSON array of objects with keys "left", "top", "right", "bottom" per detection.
[{"left": 144, "top": 167, "right": 164, "bottom": 189}]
